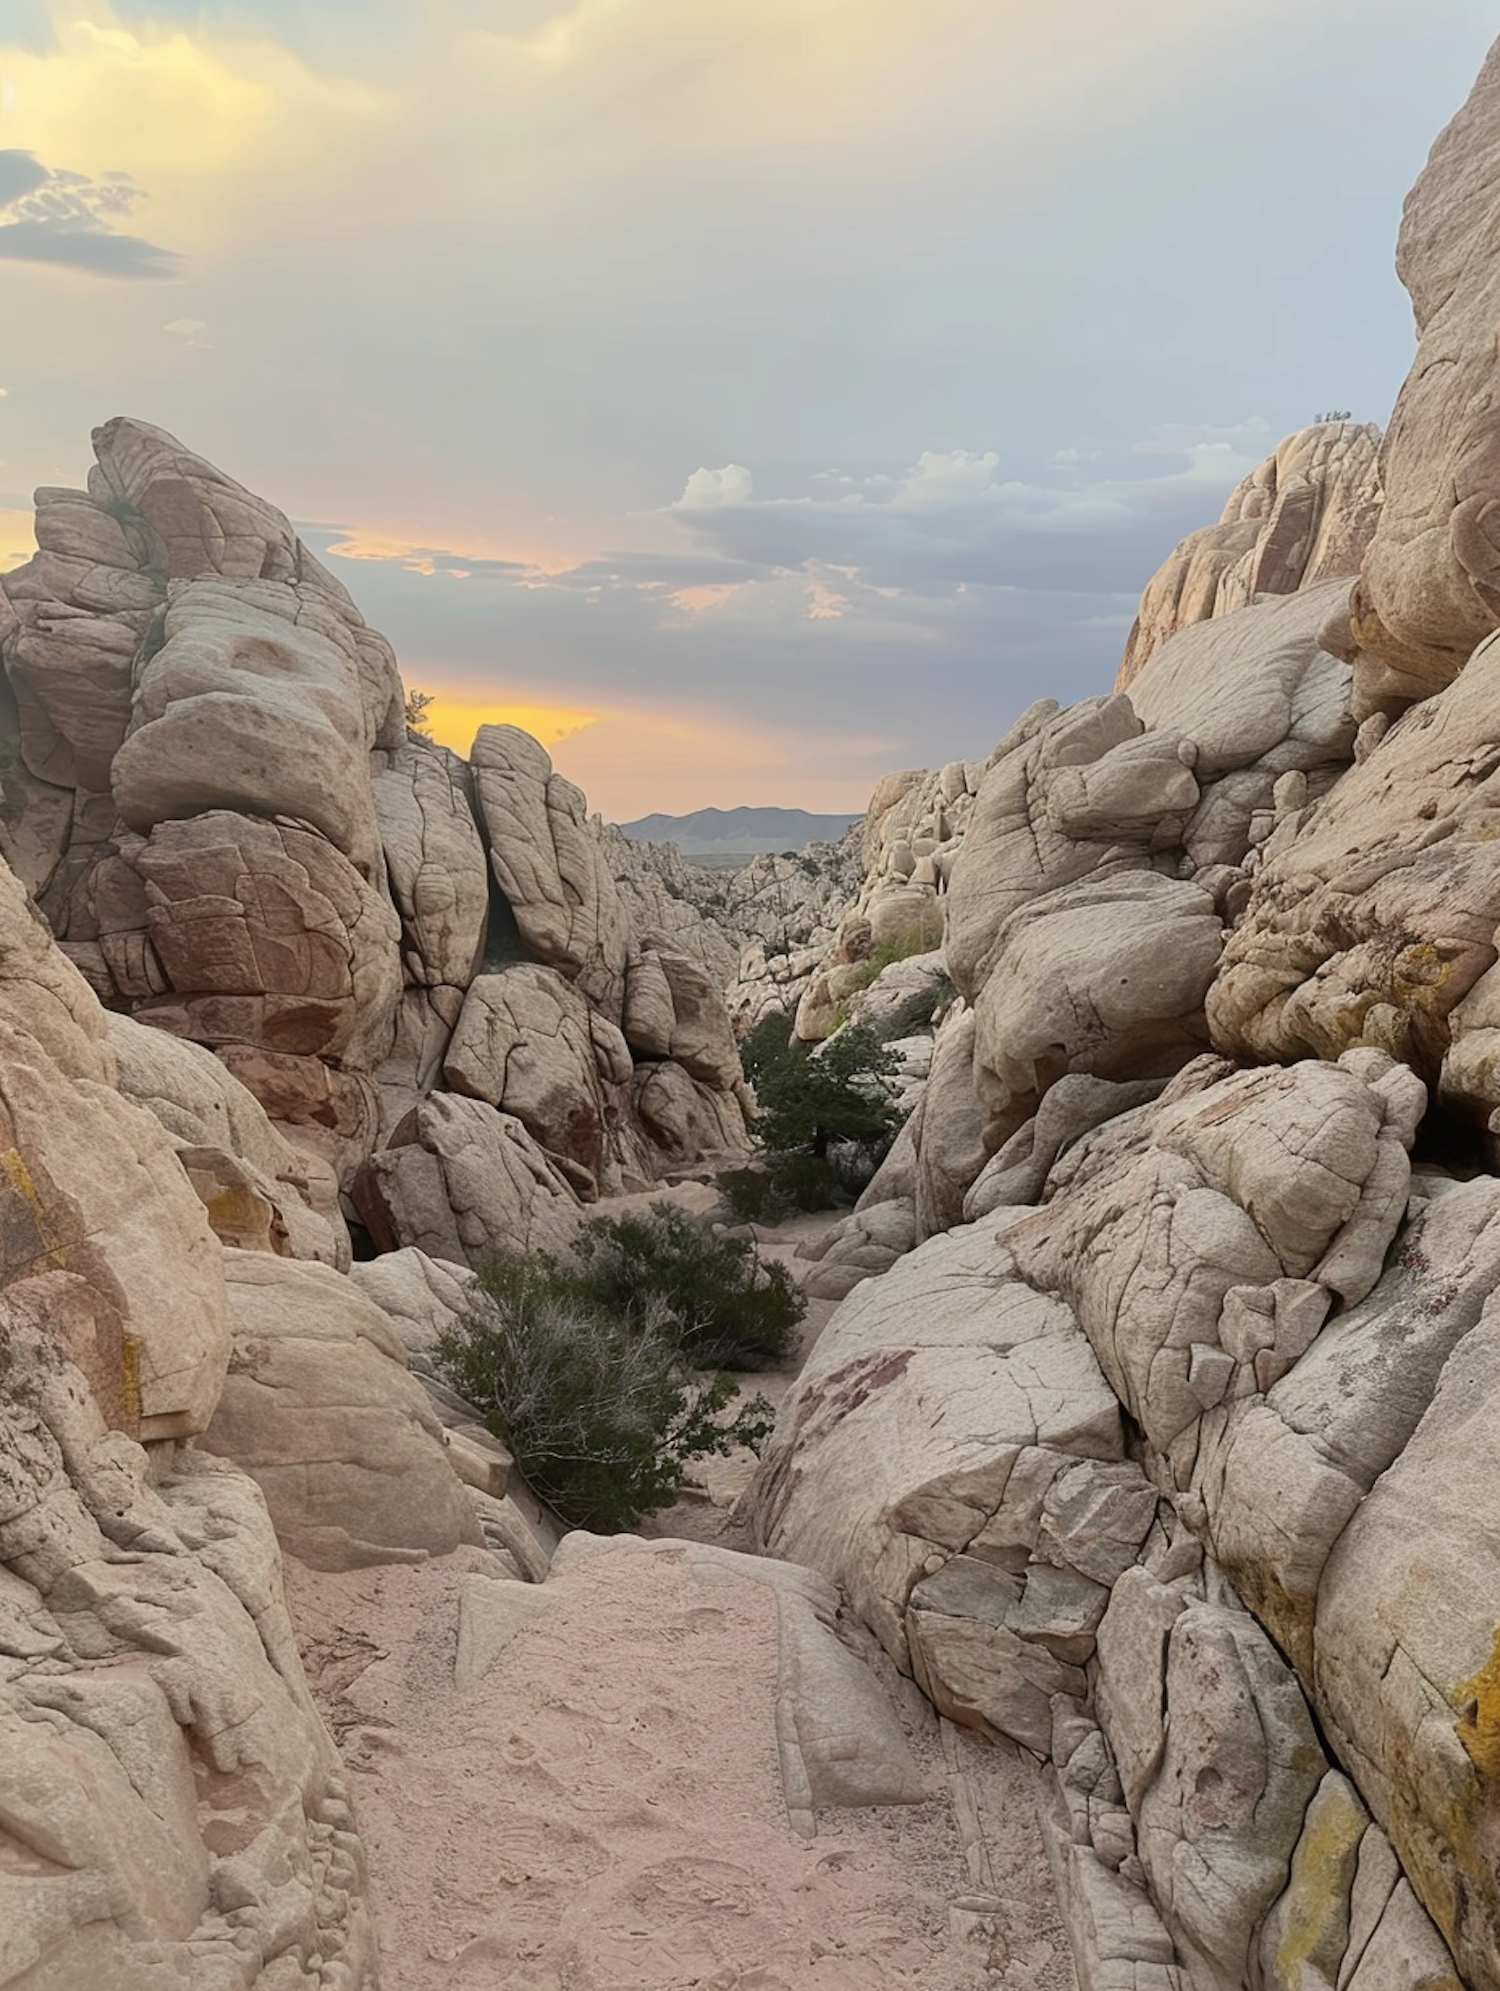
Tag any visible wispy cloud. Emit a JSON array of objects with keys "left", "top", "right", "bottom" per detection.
[{"left": 0, "top": 147, "right": 181, "bottom": 278}]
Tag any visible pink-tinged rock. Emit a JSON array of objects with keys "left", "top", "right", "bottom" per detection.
[{"left": 87, "top": 810, "right": 402, "bottom": 1071}]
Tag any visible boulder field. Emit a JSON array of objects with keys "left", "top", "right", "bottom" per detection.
[{"left": 7, "top": 31, "right": 1500, "bottom": 1991}]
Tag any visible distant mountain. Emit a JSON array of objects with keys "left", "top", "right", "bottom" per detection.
[{"left": 613, "top": 805, "right": 861, "bottom": 857}]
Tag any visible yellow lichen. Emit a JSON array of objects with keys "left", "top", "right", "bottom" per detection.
[
  {"left": 1270, "top": 1776, "right": 1366, "bottom": 1988},
  {"left": 0, "top": 1145, "right": 68, "bottom": 1267},
  {"left": 1455, "top": 1626, "right": 1500, "bottom": 1780}
]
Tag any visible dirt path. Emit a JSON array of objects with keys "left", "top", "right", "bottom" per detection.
[
  {"left": 283, "top": 1183, "right": 1076, "bottom": 1988},
  {"left": 285, "top": 1540, "right": 1074, "bottom": 1991}
]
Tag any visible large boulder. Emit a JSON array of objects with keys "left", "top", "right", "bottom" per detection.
[
  {"left": 969, "top": 871, "right": 1222, "bottom": 1151},
  {"left": 0, "top": 485, "right": 156, "bottom": 790},
  {"left": 1314, "top": 1290, "right": 1500, "bottom": 1991},
  {"left": 1125, "top": 578, "right": 1357, "bottom": 871},
  {"left": 442, "top": 964, "right": 646, "bottom": 1196},
  {"left": 754, "top": 1220, "right": 1132, "bottom": 1743},
  {"left": 1208, "top": 627, "right": 1500, "bottom": 1141},
  {"left": 0, "top": 848, "right": 375, "bottom": 1985},
  {"left": 352, "top": 1091, "right": 583, "bottom": 1267},
  {"left": 0, "top": 857, "right": 228, "bottom": 1439},
  {"left": 0, "top": 1292, "right": 376, "bottom": 1987},
  {"left": 373, "top": 736, "right": 489, "bottom": 988},
  {"left": 202, "top": 1251, "right": 483, "bottom": 1572},
  {"left": 470, "top": 723, "right": 630, "bottom": 1016},
  {"left": 85, "top": 810, "right": 403, "bottom": 1073},
  {"left": 1340, "top": 43, "right": 1500, "bottom": 717},
  {"left": 111, "top": 580, "right": 388, "bottom": 879}
]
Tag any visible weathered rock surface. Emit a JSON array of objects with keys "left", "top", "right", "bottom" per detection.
[
  {"left": 1314, "top": 1290, "right": 1500, "bottom": 1991},
  {"left": 352, "top": 1091, "right": 583, "bottom": 1266},
  {"left": 107, "top": 1014, "right": 350, "bottom": 1265},
  {"left": 112, "top": 580, "right": 389, "bottom": 879},
  {"left": 1208, "top": 628, "right": 1500, "bottom": 1143},
  {"left": 373, "top": 736, "right": 488, "bottom": 989},
  {"left": 203, "top": 1251, "right": 482, "bottom": 1572},
  {"left": 1340, "top": 43, "right": 1500, "bottom": 717},
  {"left": 0, "top": 850, "right": 376, "bottom": 1985},
  {"left": 1116, "top": 422, "right": 1382, "bottom": 691},
  {"left": 471, "top": 723, "right": 631, "bottom": 1016},
  {"left": 83, "top": 809, "right": 405, "bottom": 1076},
  {"left": 0, "top": 858, "right": 228, "bottom": 1439},
  {"left": 1, "top": 420, "right": 752, "bottom": 1301},
  {"left": 349, "top": 1245, "right": 473, "bottom": 1357},
  {"left": 443, "top": 963, "right": 643, "bottom": 1196},
  {"left": 754, "top": 1043, "right": 1480, "bottom": 1988}
]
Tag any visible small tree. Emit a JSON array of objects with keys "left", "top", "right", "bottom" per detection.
[
  {"left": 753, "top": 1017, "right": 900, "bottom": 1158},
  {"left": 735, "top": 1013, "right": 902, "bottom": 1210},
  {"left": 403, "top": 687, "right": 435, "bottom": 736}
]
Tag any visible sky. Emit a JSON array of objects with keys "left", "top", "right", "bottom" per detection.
[{"left": 0, "top": 2, "right": 1495, "bottom": 820}]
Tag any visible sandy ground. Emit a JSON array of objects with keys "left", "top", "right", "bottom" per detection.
[
  {"left": 285, "top": 1545, "right": 1073, "bottom": 1990},
  {"left": 282, "top": 1185, "right": 1076, "bottom": 1988}
]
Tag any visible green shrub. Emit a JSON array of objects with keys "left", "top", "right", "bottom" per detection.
[
  {"left": 737, "top": 1013, "right": 902, "bottom": 1211},
  {"left": 717, "top": 1163, "right": 781, "bottom": 1223},
  {"left": 570, "top": 1200, "right": 802, "bottom": 1369},
  {"left": 753, "top": 1019, "right": 900, "bottom": 1158},
  {"left": 436, "top": 1251, "right": 775, "bottom": 1531}
]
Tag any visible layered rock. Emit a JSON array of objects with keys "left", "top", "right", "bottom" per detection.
[
  {"left": 1115, "top": 420, "right": 1383, "bottom": 692},
  {"left": 1208, "top": 626, "right": 1500, "bottom": 1148}
]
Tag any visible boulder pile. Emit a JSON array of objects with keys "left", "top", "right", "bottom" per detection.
[{"left": 751, "top": 38, "right": 1500, "bottom": 1991}]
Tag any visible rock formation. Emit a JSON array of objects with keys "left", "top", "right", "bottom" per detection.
[
  {"left": 1115, "top": 419, "right": 1383, "bottom": 691},
  {"left": 0, "top": 419, "right": 752, "bottom": 1270},
  {"left": 749, "top": 44, "right": 1500, "bottom": 1990}
]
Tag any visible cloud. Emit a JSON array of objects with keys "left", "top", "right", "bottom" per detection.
[
  {"left": 675, "top": 463, "right": 756, "bottom": 509},
  {"left": 0, "top": 147, "right": 181, "bottom": 278},
  {"left": 165, "top": 316, "right": 212, "bottom": 346},
  {"left": 663, "top": 436, "right": 1261, "bottom": 598},
  {"left": 293, "top": 423, "right": 1270, "bottom": 814}
]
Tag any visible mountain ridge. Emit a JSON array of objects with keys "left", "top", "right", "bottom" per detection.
[{"left": 613, "top": 805, "right": 860, "bottom": 854}]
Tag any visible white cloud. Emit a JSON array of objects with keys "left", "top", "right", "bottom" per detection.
[
  {"left": 1133, "top": 417, "right": 1274, "bottom": 459},
  {"left": 675, "top": 463, "right": 755, "bottom": 509},
  {"left": 165, "top": 316, "right": 212, "bottom": 347}
]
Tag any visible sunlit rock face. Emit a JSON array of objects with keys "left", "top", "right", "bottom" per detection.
[
  {"left": 1339, "top": 40, "right": 1500, "bottom": 720},
  {"left": 1114, "top": 418, "right": 1383, "bottom": 694}
]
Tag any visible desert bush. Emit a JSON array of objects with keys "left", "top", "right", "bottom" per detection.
[
  {"left": 570, "top": 1200, "right": 802, "bottom": 1368},
  {"left": 436, "top": 1250, "right": 775, "bottom": 1531}
]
